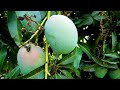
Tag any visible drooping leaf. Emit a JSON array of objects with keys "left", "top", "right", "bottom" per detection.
[
  {"left": 109, "top": 69, "right": 120, "bottom": 79},
  {"left": 81, "top": 64, "right": 98, "bottom": 72},
  {"left": 79, "top": 43, "right": 92, "bottom": 60},
  {"left": 102, "top": 58, "right": 119, "bottom": 64},
  {"left": 92, "top": 56, "right": 118, "bottom": 69},
  {"left": 94, "top": 66, "right": 108, "bottom": 78},
  {"left": 57, "top": 52, "right": 76, "bottom": 65},
  {"left": 60, "top": 70, "right": 74, "bottom": 79},
  {"left": 4, "top": 65, "right": 21, "bottom": 79},
  {"left": 17, "top": 65, "right": 44, "bottom": 79},
  {"left": 7, "top": 11, "right": 22, "bottom": 46},
  {"left": 104, "top": 52, "right": 120, "bottom": 59},
  {"left": 0, "top": 45, "right": 7, "bottom": 71},
  {"left": 78, "top": 14, "right": 93, "bottom": 27},
  {"left": 28, "top": 70, "right": 44, "bottom": 79},
  {"left": 73, "top": 47, "right": 83, "bottom": 69},
  {"left": 112, "top": 31, "right": 117, "bottom": 52},
  {"left": 93, "top": 15, "right": 106, "bottom": 21},
  {"left": 57, "top": 47, "right": 82, "bottom": 66},
  {"left": 64, "top": 64, "right": 80, "bottom": 77},
  {"left": 91, "top": 11, "right": 101, "bottom": 16}
]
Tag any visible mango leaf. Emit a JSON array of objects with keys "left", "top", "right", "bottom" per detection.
[
  {"left": 57, "top": 47, "right": 82, "bottom": 66},
  {"left": 60, "top": 70, "right": 74, "bottom": 79},
  {"left": 17, "top": 65, "right": 44, "bottom": 79},
  {"left": 64, "top": 64, "right": 80, "bottom": 77},
  {"left": 94, "top": 66, "right": 108, "bottom": 78},
  {"left": 91, "top": 11, "right": 101, "bottom": 16},
  {"left": 81, "top": 64, "right": 98, "bottom": 72},
  {"left": 93, "top": 16, "right": 106, "bottom": 21},
  {"left": 73, "top": 47, "right": 83, "bottom": 69},
  {"left": 4, "top": 65, "right": 21, "bottom": 79},
  {"left": 109, "top": 69, "right": 120, "bottom": 79},
  {"left": 54, "top": 73, "right": 61, "bottom": 79},
  {"left": 112, "top": 31, "right": 117, "bottom": 51},
  {"left": 102, "top": 58, "right": 119, "bottom": 64},
  {"left": 28, "top": 70, "right": 44, "bottom": 79},
  {"left": 7, "top": 11, "right": 22, "bottom": 46},
  {"left": 79, "top": 43, "right": 92, "bottom": 60},
  {"left": 78, "top": 14, "right": 93, "bottom": 27},
  {"left": 54, "top": 73, "right": 68, "bottom": 79},
  {"left": 104, "top": 52, "right": 120, "bottom": 59},
  {"left": 92, "top": 56, "right": 118, "bottom": 69},
  {"left": 0, "top": 45, "right": 7, "bottom": 71}
]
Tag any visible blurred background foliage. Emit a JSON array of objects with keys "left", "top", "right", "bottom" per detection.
[{"left": 0, "top": 11, "right": 120, "bottom": 79}]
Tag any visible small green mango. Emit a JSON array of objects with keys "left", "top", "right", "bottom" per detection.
[
  {"left": 17, "top": 44, "right": 45, "bottom": 75},
  {"left": 44, "top": 15, "right": 78, "bottom": 54}
]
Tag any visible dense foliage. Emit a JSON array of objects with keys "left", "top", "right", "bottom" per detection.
[{"left": 0, "top": 11, "right": 120, "bottom": 79}]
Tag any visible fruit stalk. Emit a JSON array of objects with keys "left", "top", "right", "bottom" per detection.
[{"left": 45, "top": 11, "right": 51, "bottom": 79}]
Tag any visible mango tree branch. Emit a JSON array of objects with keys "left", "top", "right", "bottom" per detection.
[
  {"left": 19, "top": 16, "right": 47, "bottom": 48},
  {"left": 45, "top": 11, "right": 51, "bottom": 79}
]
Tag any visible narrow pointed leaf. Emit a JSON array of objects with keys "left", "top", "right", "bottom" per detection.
[
  {"left": 73, "top": 47, "right": 83, "bottom": 69},
  {"left": 104, "top": 52, "right": 120, "bottom": 58},
  {"left": 28, "top": 70, "right": 44, "bottom": 79},
  {"left": 0, "top": 45, "right": 7, "bottom": 71},
  {"left": 79, "top": 43, "right": 92, "bottom": 60},
  {"left": 4, "top": 65, "right": 21, "bottom": 79},
  {"left": 60, "top": 70, "right": 74, "bottom": 79},
  {"left": 102, "top": 58, "right": 119, "bottom": 64},
  {"left": 92, "top": 56, "right": 118, "bottom": 69},
  {"left": 7, "top": 11, "right": 22, "bottom": 46},
  {"left": 64, "top": 64, "right": 80, "bottom": 77},
  {"left": 112, "top": 31, "right": 117, "bottom": 51},
  {"left": 17, "top": 65, "right": 44, "bottom": 79},
  {"left": 81, "top": 64, "right": 98, "bottom": 72}
]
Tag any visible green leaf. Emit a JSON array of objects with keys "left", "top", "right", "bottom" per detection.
[
  {"left": 0, "top": 45, "right": 7, "bottom": 71},
  {"left": 28, "top": 70, "right": 44, "bottom": 79},
  {"left": 109, "top": 69, "right": 120, "bottom": 79},
  {"left": 78, "top": 14, "right": 93, "bottom": 27},
  {"left": 112, "top": 31, "right": 117, "bottom": 51},
  {"left": 102, "top": 58, "right": 119, "bottom": 64},
  {"left": 91, "top": 11, "right": 101, "bottom": 16},
  {"left": 60, "top": 70, "right": 74, "bottom": 79},
  {"left": 92, "top": 56, "right": 118, "bottom": 69},
  {"left": 104, "top": 52, "right": 120, "bottom": 59},
  {"left": 94, "top": 66, "right": 108, "bottom": 78},
  {"left": 7, "top": 11, "right": 22, "bottom": 46},
  {"left": 57, "top": 47, "right": 82, "bottom": 66},
  {"left": 57, "top": 52, "right": 76, "bottom": 65},
  {"left": 4, "top": 65, "right": 21, "bottom": 79},
  {"left": 73, "top": 47, "right": 83, "bottom": 69},
  {"left": 81, "top": 64, "right": 98, "bottom": 72},
  {"left": 93, "top": 16, "right": 106, "bottom": 21},
  {"left": 17, "top": 65, "right": 44, "bottom": 79},
  {"left": 79, "top": 43, "right": 92, "bottom": 60},
  {"left": 64, "top": 64, "right": 80, "bottom": 77},
  {"left": 54, "top": 73, "right": 61, "bottom": 79}
]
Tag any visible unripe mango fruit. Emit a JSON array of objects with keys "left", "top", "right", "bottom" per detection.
[
  {"left": 44, "top": 15, "right": 78, "bottom": 54},
  {"left": 17, "top": 44, "right": 45, "bottom": 75}
]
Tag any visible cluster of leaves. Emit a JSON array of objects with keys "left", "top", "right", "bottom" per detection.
[{"left": 0, "top": 11, "right": 120, "bottom": 79}]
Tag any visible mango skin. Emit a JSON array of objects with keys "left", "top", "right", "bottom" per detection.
[
  {"left": 17, "top": 44, "right": 45, "bottom": 75},
  {"left": 44, "top": 15, "right": 78, "bottom": 54}
]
